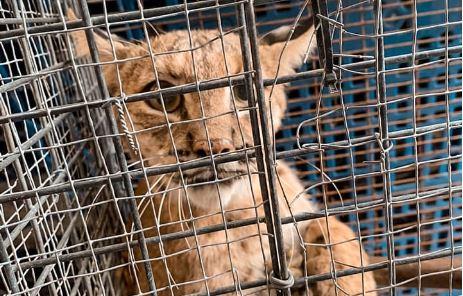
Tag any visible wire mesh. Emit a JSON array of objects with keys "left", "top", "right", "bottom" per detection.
[{"left": 0, "top": 0, "right": 461, "bottom": 295}]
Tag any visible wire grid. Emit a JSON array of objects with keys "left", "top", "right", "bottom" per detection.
[
  {"left": 0, "top": 0, "right": 461, "bottom": 295},
  {"left": 0, "top": 0, "right": 128, "bottom": 294},
  {"left": 158, "top": 0, "right": 462, "bottom": 257}
]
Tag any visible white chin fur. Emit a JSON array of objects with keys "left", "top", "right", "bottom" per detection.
[{"left": 184, "top": 178, "right": 246, "bottom": 212}]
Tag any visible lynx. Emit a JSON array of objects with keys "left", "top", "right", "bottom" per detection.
[{"left": 68, "top": 9, "right": 376, "bottom": 296}]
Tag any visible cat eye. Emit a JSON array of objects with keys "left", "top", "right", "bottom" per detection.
[
  {"left": 142, "top": 80, "right": 182, "bottom": 112},
  {"left": 232, "top": 85, "right": 248, "bottom": 102}
]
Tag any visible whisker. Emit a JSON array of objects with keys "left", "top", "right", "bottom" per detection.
[
  {"left": 137, "top": 174, "right": 172, "bottom": 232},
  {"left": 148, "top": 174, "right": 169, "bottom": 193},
  {"left": 137, "top": 174, "right": 167, "bottom": 216},
  {"left": 178, "top": 190, "right": 192, "bottom": 249},
  {"left": 157, "top": 174, "right": 175, "bottom": 226},
  {"left": 128, "top": 174, "right": 167, "bottom": 243},
  {"left": 168, "top": 174, "right": 178, "bottom": 223}
]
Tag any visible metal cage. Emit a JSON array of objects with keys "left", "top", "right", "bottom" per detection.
[{"left": 0, "top": 0, "right": 461, "bottom": 295}]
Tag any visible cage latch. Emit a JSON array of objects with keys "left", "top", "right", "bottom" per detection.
[
  {"left": 269, "top": 270, "right": 294, "bottom": 290},
  {"left": 311, "top": 0, "right": 339, "bottom": 94},
  {"left": 324, "top": 71, "right": 338, "bottom": 93}
]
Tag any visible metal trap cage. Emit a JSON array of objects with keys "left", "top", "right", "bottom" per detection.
[{"left": 0, "top": 0, "right": 461, "bottom": 295}]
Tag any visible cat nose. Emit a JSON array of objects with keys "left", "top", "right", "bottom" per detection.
[{"left": 193, "top": 139, "right": 234, "bottom": 157}]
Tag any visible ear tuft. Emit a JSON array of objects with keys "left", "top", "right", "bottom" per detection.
[
  {"left": 259, "top": 17, "right": 314, "bottom": 46},
  {"left": 260, "top": 16, "right": 317, "bottom": 74}
]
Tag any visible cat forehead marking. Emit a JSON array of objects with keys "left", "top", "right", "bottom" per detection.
[{"left": 151, "top": 30, "right": 242, "bottom": 81}]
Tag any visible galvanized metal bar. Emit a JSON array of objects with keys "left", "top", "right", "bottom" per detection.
[
  {"left": 244, "top": 2, "right": 291, "bottom": 294},
  {"left": 0, "top": 233, "right": 20, "bottom": 293},
  {"left": 310, "top": 0, "right": 337, "bottom": 92},
  {"left": 0, "top": 0, "right": 299, "bottom": 40},
  {"left": 236, "top": 3, "right": 272, "bottom": 293},
  {"left": 0, "top": 119, "right": 459, "bottom": 204},
  {"left": 335, "top": 6, "right": 369, "bottom": 292},
  {"left": 0, "top": 0, "right": 287, "bottom": 25},
  {"left": 410, "top": 0, "right": 423, "bottom": 291},
  {"left": 1, "top": 150, "right": 460, "bottom": 206},
  {"left": 0, "top": 0, "right": 241, "bottom": 40},
  {"left": 191, "top": 248, "right": 462, "bottom": 296},
  {"left": 0, "top": 44, "right": 460, "bottom": 124},
  {"left": 2, "top": 43, "right": 460, "bottom": 95},
  {"left": 7, "top": 183, "right": 461, "bottom": 272},
  {"left": 373, "top": 0, "right": 396, "bottom": 294},
  {"left": 442, "top": 0, "right": 457, "bottom": 290},
  {"left": 75, "top": 1, "right": 157, "bottom": 293}
]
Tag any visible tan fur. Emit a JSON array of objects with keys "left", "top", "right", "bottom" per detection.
[{"left": 68, "top": 9, "right": 376, "bottom": 295}]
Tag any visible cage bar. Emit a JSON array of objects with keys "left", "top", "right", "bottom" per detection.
[{"left": 0, "top": 0, "right": 461, "bottom": 295}]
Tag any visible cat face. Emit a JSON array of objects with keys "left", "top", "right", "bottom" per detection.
[{"left": 69, "top": 10, "right": 315, "bottom": 207}]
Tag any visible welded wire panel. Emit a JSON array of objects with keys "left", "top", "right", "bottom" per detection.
[
  {"left": 0, "top": 1, "right": 125, "bottom": 294},
  {"left": 0, "top": 0, "right": 461, "bottom": 296}
]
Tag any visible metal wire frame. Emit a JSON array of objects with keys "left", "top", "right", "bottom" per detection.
[
  {"left": 1, "top": 0, "right": 127, "bottom": 293},
  {"left": 0, "top": 0, "right": 460, "bottom": 247},
  {"left": 0, "top": 0, "right": 461, "bottom": 295}
]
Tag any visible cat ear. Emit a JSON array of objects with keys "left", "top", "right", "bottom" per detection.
[
  {"left": 259, "top": 16, "right": 316, "bottom": 74},
  {"left": 66, "top": 9, "right": 131, "bottom": 62},
  {"left": 66, "top": 9, "right": 147, "bottom": 95}
]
